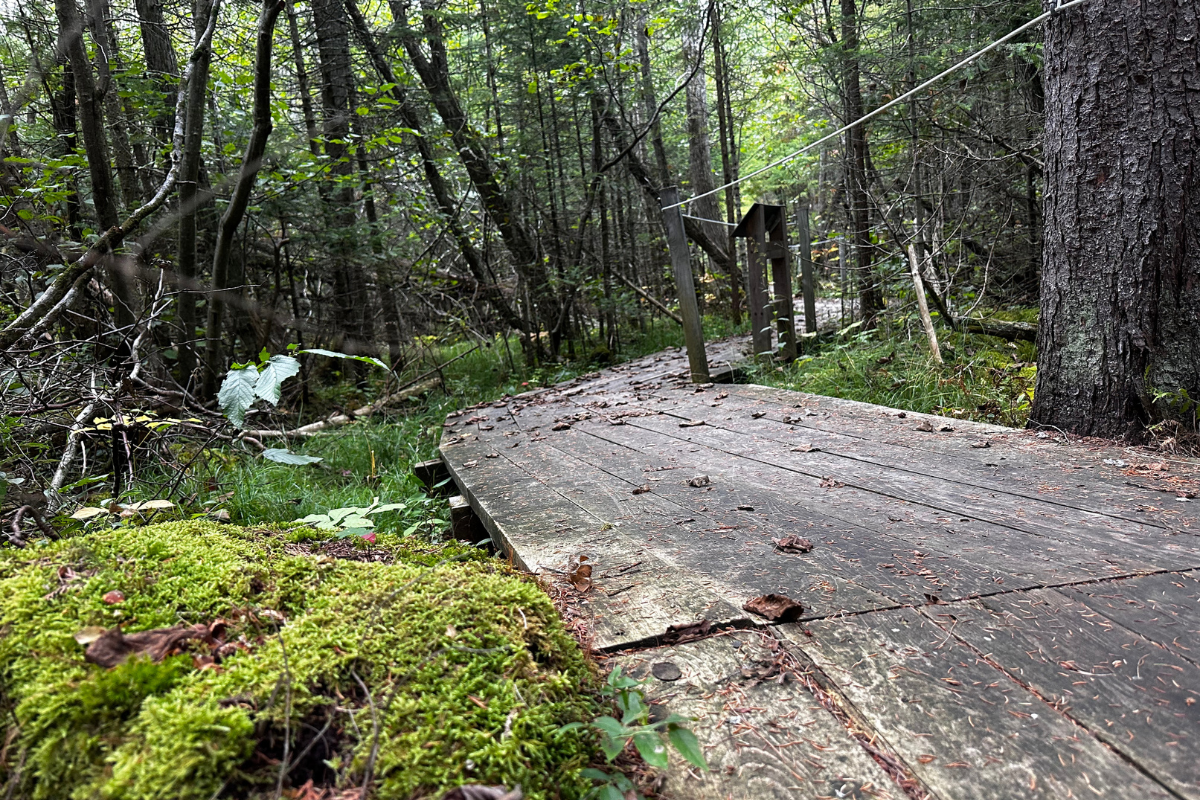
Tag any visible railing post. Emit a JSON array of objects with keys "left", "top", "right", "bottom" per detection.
[
  {"left": 796, "top": 202, "right": 817, "bottom": 334},
  {"left": 660, "top": 187, "right": 710, "bottom": 383}
]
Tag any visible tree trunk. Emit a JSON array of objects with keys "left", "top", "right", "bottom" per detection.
[
  {"left": 313, "top": 0, "right": 371, "bottom": 370},
  {"left": 201, "top": 0, "right": 281, "bottom": 398},
  {"left": 345, "top": 0, "right": 528, "bottom": 333},
  {"left": 1032, "top": 0, "right": 1200, "bottom": 439},
  {"left": 134, "top": 0, "right": 180, "bottom": 144},
  {"left": 176, "top": 0, "right": 217, "bottom": 385},
  {"left": 840, "top": 0, "right": 882, "bottom": 325},
  {"left": 55, "top": 0, "right": 140, "bottom": 333},
  {"left": 392, "top": 0, "right": 556, "bottom": 334}
]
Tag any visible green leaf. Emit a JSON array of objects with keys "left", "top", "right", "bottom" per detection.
[
  {"left": 633, "top": 731, "right": 669, "bottom": 768},
  {"left": 262, "top": 448, "right": 323, "bottom": 465},
  {"left": 300, "top": 348, "right": 388, "bottom": 371},
  {"left": 668, "top": 725, "right": 707, "bottom": 770},
  {"left": 595, "top": 786, "right": 623, "bottom": 800},
  {"left": 254, "top": 355, "right": 301, "bottom": 405},
  {"left": 218, "top": 366, "right": 259, "bottom": 428},
  {"left": 369, "top": 503, "right": 406, "bottom": 514}
]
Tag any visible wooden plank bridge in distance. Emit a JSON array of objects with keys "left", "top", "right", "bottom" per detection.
[{"left": 440, "top": 338, "right": 1200, "bottom": 800}]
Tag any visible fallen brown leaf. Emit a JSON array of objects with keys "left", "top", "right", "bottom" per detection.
[
  {"left": 84, "top": 622, "right": 221, "bottom": 668},
  {"left": 818, "top": 477, "right": 844, "bottom": 489},
  {"left": 679, "top": 419, "right": 706, "bottom": 428},
  {"left": 772, "top": 535, "right": 814, "bottom": 554},
  {"left": 102, "top": 590, "right": 125, "bottom": 605},
  {"left": 743, "top": 594, "right": 804, "bottom": 622},
  {"left": 631, "top": 484, "right": 651, "bottom": 495},
  {"left": 552, "top": 422, "right": 571, "bottom": 431},
  {"left": 687, "top": 475, "right": 711, "bottom": 487},
  {"left": 913, "top": 420, "right": 934, "bottom": 432}
]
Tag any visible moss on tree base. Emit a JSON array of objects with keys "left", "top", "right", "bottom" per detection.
[{"left": 0, "top": 521, "right": 597, "bottom": 799}]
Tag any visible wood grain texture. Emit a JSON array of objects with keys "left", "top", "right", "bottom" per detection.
[
  {"left": 941, "top": 588, "right": 1200, "bottom": 798},
  {"left": 780, "top": 609, "right": 1175, "bottom": 799},
  {"left": 612, "top": 630, "right": 898, "bottom": 799}
]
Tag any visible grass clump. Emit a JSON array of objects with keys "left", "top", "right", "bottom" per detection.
[
  {"left": 750, "top": 327, "right": 1038, "bottom": 427},
  {"left": 0, "top": 520, "right": 597, "bottom": 799}
]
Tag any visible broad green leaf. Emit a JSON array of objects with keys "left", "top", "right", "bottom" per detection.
[
  {"left": 218, "top": 366, "right": 259, "bottom": 428},
  {"left": 340, "top": 515, "right": 375, "bottom": 528},
  {"left": 368, "top": 503, "right": 406, "bottom": 514},
  {"left": 254, "top": 355, "right": 301, "bottom": 405},
  {"left": 579, "top": 768, "right": 609, "bottom": 781},
  {"left": 261, "top": 448, "right": 323, "bottom": 465},
  {"left": 595, "top": 786, "right": 622, "bottom": 800},
  {"left": 632, "top": 731, "right": 669, "bottom": 768},
  {"left": 668, "top": 725, "right": 707, "bottom": 770},
  {"left": 299, "top": 348, "right": 388, "bottom": 371},
  {"left": 295, "top": 513, "right": 331, "bottom": 525}
]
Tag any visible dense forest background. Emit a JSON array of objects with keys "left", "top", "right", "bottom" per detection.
[{"left": 1, "top": 0, "right": 1045, "bottom": 368}]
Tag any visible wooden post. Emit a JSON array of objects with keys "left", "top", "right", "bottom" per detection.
[
  {"left": 746, "top": 205, "right": 772, "bottom": 356},
  {"left": 768, "top": 205, "right": 797, "bottom": 361},
  {"left": 661, "top": 187, "right": 709, "bottom": 382},
  {"left": 796, "top": 202, "right": 817, "bottom": 334}
]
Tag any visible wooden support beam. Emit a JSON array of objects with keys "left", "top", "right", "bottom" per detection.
[
  {"left": 660, "top": 187, "right": 709, "bottom": 383},
  {"left": 769, "top": 204, "right": 797, "bottom": 361},
  {"left": 796, "top": 203, "right": 817, "bottom": 334},
  {"left": 745, "top": 205, "right": 772, "bottom": 356}
]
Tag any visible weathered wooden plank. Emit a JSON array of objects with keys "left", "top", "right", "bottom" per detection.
[
  {"left": 724, "top": 384, "right": 1200, "bottom": 532},
  {"left": 496, "top": 433, "right": 899, "bottom": 619},
  {"left": 642, "top": 387, "right": 1199, "bottom": 530},
  {"left": 560, "top": 412, "right": 1159, "bottom": 591},
  {"left": 441, "top": 437, "right": 748, "bottom": 650},
  {"left": 939, "top": 588, "right": 1200, "bottom": 798},
  {"left": 597, "top": 407, "right": 1199, "bottom": 572},
  {"left": 1063, "top": 571, "right": 1200, "bottom": 662},
  {"left": 779, "top": 608, "right": 1175, "bottom": 799},
  {"left": 611, "top": 630, "right": 900, "bottom": 799}
]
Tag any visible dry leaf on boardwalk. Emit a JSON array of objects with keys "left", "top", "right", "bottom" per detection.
[
  {"left": 772, "top": 535, "right": 814, "bottom": 554},
  {"left": 743, "top": 594, "right": 804, "bottom": 622},
  {"left": 687, "top": 474, "right": 711, "bottom": 487},
  {"left": 679, "top": 419, "right": 706, "bottom": 428}
]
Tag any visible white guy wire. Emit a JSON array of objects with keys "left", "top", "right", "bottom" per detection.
[{"left": 664, "top": 0, "right": 1090, "bottom": 210}]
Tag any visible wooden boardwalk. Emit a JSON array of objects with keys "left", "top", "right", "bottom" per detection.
[{"left": 441, "top": 339, "right": 1200, "bottom": 800}]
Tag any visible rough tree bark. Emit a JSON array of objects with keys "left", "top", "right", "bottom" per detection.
[
  {"left": 202, "top": 0, "right": 282, "bottom": 398},
  {"left": 1032, "top": 0, "right": 1200, "bottom": 439}
]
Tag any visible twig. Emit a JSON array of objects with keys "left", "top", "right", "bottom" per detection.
[
  {"left": 274, "top": 632, "right": 292, "bottom": 800},
  {"left": 351, "top": 669, "right": 380, "bottom": 800}
]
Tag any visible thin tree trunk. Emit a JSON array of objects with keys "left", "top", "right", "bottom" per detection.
[
  {"left": 176, "top": 0, "right": 217, "bottom": 384},
  {"left": 201, "top": 0, "right": 281, "bottom": 397},
  {"left": 55, "top": 0, "right": 140, "bottom": 333},
  {"left": 840, "top": 0, "right": 881, "bottom": 325},
  {"left": 134, "top": 0, "right": 180, "bottom": 144},
  {"left": 345, "top": 0, "right": 529, "bottom": 332}
]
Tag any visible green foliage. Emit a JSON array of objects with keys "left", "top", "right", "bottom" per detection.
[
  {"left": 561, "top": 667, "right": 705, "bottom": 799},
  {"left": 750, "top": 326, "right": 1038, "bottom": 427},
  {"left": 0, "top": 521, "right": 599, "bottom": 799}
]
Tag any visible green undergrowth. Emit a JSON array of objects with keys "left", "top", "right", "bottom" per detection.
[
  {"left": 748, "top": 325, "right": 1038, "bottom": 427},
  {"left": 0, "top": 520, "right": 598, "bottom": 799}
]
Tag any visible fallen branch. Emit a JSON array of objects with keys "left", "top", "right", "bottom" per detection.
[
  {"left": 613, "top": 272, "right": 683, "bottom": 324},
  {"left": 240, "top": 378, "right": 439, "bottom": 439}
]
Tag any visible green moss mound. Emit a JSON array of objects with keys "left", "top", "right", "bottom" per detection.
[{"left": 0, "top": 521, "right": 597, "bottom": 799}]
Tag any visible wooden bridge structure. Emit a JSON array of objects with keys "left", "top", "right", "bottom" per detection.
[{"left": 440, "top": 338, "right": 1200, "bottom": 800}]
